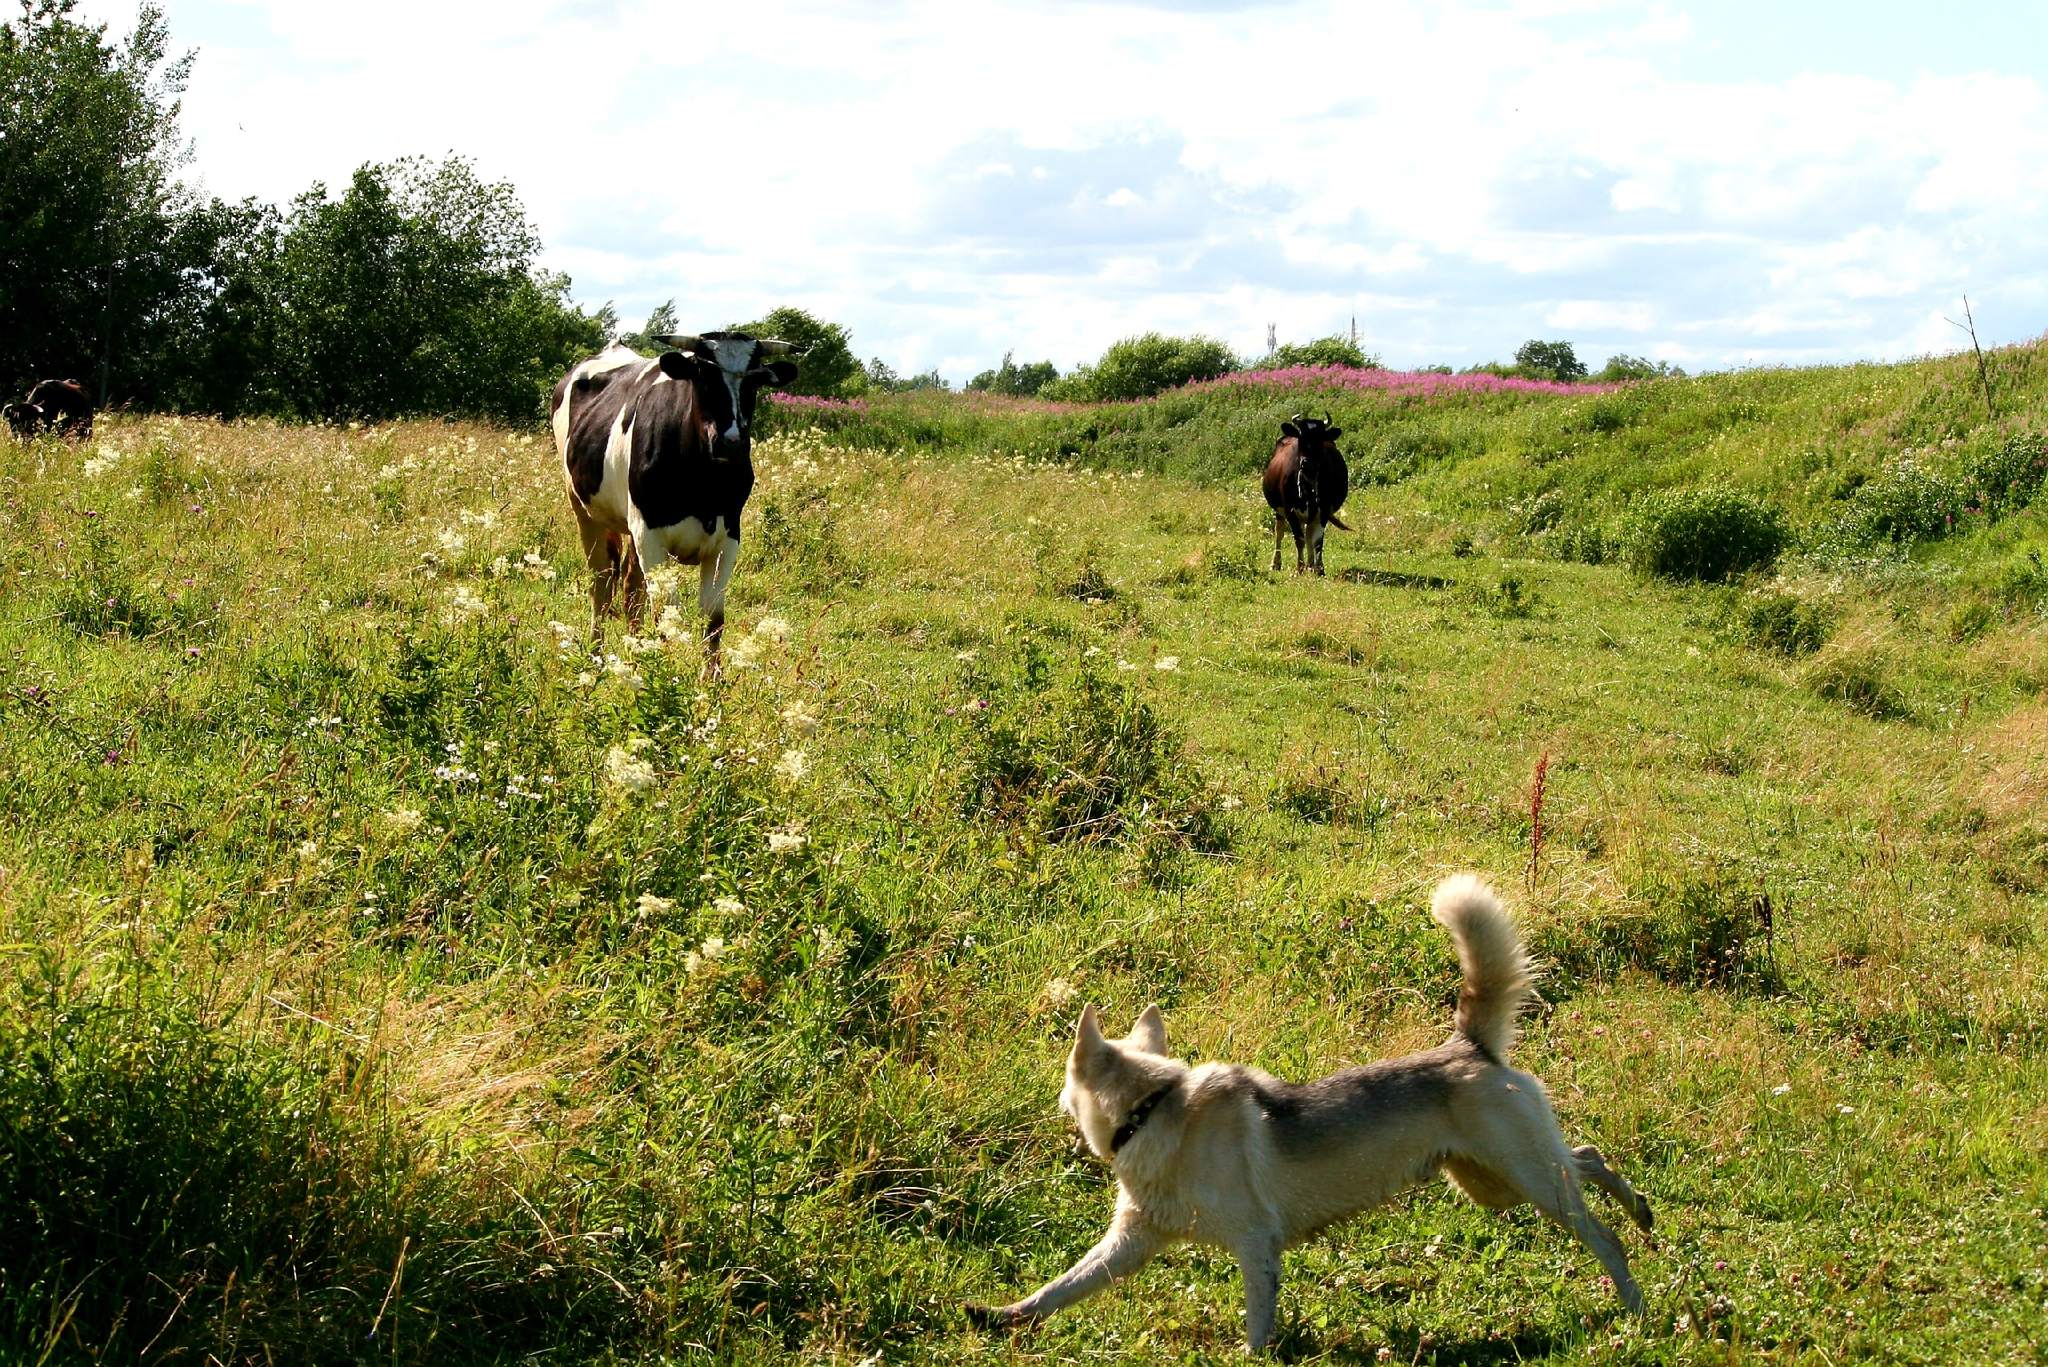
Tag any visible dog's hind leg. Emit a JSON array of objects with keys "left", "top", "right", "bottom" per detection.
[
  {"left": 1232, "top": 1231, "right": 1284, "bottom": 1353},
  {"left": 966, "top": 1208, "right": 1165, "bottom": 1331},
  {"left": 1573, "top": 1144, "right": 1654, "bottom": 1233},
  {"left": 1495, "top": 1148, "right": 1644, "bottom": 1313}
]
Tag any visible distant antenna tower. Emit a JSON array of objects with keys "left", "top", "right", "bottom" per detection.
[
  {"left": 1349, "top": 312, "right": 1358, "bottom": 347},
  {"left": 1266, "top": 322, "right": 1277, "bottom": 355}
]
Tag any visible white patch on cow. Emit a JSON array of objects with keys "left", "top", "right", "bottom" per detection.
[
  {"left": 632, "top": 514, "right": 725, "bottom": 571},
  {"left": 581, "top": 405, "right": 636, "bottom": 530}
]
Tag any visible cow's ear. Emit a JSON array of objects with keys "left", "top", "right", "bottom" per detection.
[
  {"left": 1326, "top": 427, "right": 1343, "bottom": 441},
  {"left": 1280, "top": 420, "right": 1301, "bottom": 438},
  {"left": 759, "top": 360, "right": 799, "bottom": 388},
  {"left": 657, "top": 350, "right": 699, "bottom": 381}
]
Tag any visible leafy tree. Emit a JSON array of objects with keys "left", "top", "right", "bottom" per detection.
[
  {"left": 0, "top": 0, "right": 197, "bottom": 401},
  {"left": 726, "top": 306, "right": 858, "bottom": 397},
  {"left": 1597, "top": 353, "right": 1685, "bottom": 382},
  {"left": 616, "top": 298, "right": 679, "bottom": 354},
  {"left": 1513, "top": 339, "right": 1588, "bottom": 383},
  {"left": 967, "top": 351, "right": 1060, "bottom": 397},
  {"left": 268, "top": 156, "right": 603, "bottom": 420},
  {"left": 1266, "top": 335, "right": 1377, "bottom": 370},
  {"left": 1045, "top": 333, "right": 1238, "bottom": 402}
]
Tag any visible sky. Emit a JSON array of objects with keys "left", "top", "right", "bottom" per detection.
[{"left": 76, "top": 0, "right": 2048, "bottom": 383}]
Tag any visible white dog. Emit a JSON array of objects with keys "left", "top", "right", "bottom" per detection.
[{"left": 966, "top": 874, "right": 1653, "bottom": 1352}]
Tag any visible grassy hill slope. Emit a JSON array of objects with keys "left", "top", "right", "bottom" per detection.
[{"left": 1, "top": 345, "right": 2044, "bottom": 1363}]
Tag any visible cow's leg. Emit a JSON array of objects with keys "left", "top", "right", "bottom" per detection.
[
  {"left": 1271, "top": 513, "right": 1287, "bottom": 571},
  {"left": 1290, "top": 513, "right": 1307, "bottom": 573},
  {"left": 573, "top": 504, "right": 622, "bottom": 643},
  {"left": 699, "top": 535, "right": 740, "bottom": 677},
  {"left": 622, "top": 537, "right": 650, "bottom": 630},
  {"left": 1310, "top": 516, "right": 1328, "bottom": 576}
]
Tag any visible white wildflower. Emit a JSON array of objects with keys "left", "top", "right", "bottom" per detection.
[
  {"left": 436, "top": 527, "right": 467, "bottom": 556},
  {"left": 954, "top": 648, "right": 979, "bottom": 662},
  {"left": 1772, "top": 1083, "right": 1791, "bottom": 1096},
  {"left": 1116, "top": 658, "right": 1138, "bottom": 672},
  {"left": 446, "top": 585, "right": 488, "bottom": 623},
  {"left": 1041, "top": 977, "right": 1077, "bottom": 1012},
  {"left": 779, "top": 701, "right": 819, "bottom": 731},
  {"left": 380, "top": 807, "right": 424, "bottom": 834},
  {"left": 774, "top": 748, "right": 810, "bottom": 783},
  {"left": 636, "top": 891, "right": 675, "bottom": 918},
  {"left": 655, "top": 604, "right": 688, "bottom": 642},
  {"left": 766, "top": 829, "right": 807, "bottom": 856},
  {"left": 751, "top": 615, "right": 792, "bottom": 642},
  {"left": 713, "top": 896, "right": 748, "bottom": 916},
  {"left": 602, "top": 653, "right": 643, "bottom": 688},
  {"left": 605, "top": 744, "right": 658, "bottom": 792},
  {"left": 1154, "top": 656, "right": 1180, "bottom": 672}
]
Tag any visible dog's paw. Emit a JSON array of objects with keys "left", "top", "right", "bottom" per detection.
[{"left": 963, "top": 1302, "right": 1024, "bottom": 1332}]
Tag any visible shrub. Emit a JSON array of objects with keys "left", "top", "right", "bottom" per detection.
[
  {"left": 1732, "top": 590, "right": 1832, "bottom": 656},
  {"left": 1540, "top": 874, "right": 1779, "bottom": 991},
  {"left": 1550, "top": 520, "right": 1613, "bottom": 565},
  {"left": 1046, "top": 332, "right": 1239, "bottom": 402},
  {"left": 1833, "top": 457, "right": 1963, "bottom": 546},
  {"left": 1962, "top": 432, "right": 2048, "bottom": 517},
  {"left": 956, "top": 642, "right": 1222, "bottom": 859},
  {"left": 1513, "top": 339, "right": 1588, "bottom": 383},
  {"left": 1625, "top": 487, "right": 1787, "bottom": 581},
  {"left": 1804, "top": 649, "right": 1910, "bottom": 720},
  {"left": 1266, "top": 336, "right": 1377, "bottom": 370}
]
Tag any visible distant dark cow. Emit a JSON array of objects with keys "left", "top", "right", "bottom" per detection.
[
  {"left": 22, "top": 379, "right": 94, "bottom": 439},
  {"left": 3, "top": 401, "right": 42, "bottom": 441},
  {"left": 551, "top": 332, "right": 798, "bottom": 669},
  {"left": 1263, "top": 414, "right": 1350, "bottom": 574}
]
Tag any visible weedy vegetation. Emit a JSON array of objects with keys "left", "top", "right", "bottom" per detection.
[{"left": 2, "top": 341, "right": 2046, "bottom": 1363}]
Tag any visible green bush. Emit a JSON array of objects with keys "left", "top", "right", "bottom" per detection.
[
  {"left": 1731, "top": 590, "right": 1832, "bottom": 656},
  {"left": 1833, "top": 457, "right": 1963, "bottom": 546},
  {"left": 1625, "top": 487, "right": 1787, "bottom": 581},
  {"left": 1045, "top": 332, "right": 1238, "bottom": 403},
  {"left": 1804, "top": 649, "right": 1911, "bottom": 720},
  {"left": 956, "top": 641, "right": 1222, "bottom": 860},
  {"left": 1961, "top": 433, "right": 2048, "bottom": 517},
  {"left": 1540, "top": 873, "right": 1779, "bottom": 992}
]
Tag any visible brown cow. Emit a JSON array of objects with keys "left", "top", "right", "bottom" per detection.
[
  {"left": 1262, "top": 414, "right": 1349, "bottom": 575},
  {"left": 29, "top": 379, "right": 93, "bottom": 439},
  {"left": 10, "top": 379, "right": 94, "bottom": 440}
]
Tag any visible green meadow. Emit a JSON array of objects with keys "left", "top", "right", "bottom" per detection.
[{"left": 2, "top": 345, "right": 2045, "bottom": 1364}]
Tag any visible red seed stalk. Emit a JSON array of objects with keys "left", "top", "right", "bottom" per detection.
[{"left": 1527, "top": 751, "right": 1551, "bottom": 890}]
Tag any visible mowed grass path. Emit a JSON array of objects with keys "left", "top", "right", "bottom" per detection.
[{"left": 1, "top": 403, "right": 2044, "bottom": 1364}]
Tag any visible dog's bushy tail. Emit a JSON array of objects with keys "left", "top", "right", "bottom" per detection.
[{"left": 1431, "top": 874, "right": 1536, "bottom": 1061}]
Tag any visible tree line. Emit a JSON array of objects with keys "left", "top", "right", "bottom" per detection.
[{"left": 2, "top": 2, "right": 1681, "bottom": 424}]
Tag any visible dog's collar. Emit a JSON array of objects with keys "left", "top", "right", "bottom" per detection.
[{"left": 1111, "top": 1085, "right": 1173, "bottom": 1154}]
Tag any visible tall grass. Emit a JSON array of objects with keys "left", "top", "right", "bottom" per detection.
[{"left": 2, "top": 344, "right": 2046, "bottom": 1361}]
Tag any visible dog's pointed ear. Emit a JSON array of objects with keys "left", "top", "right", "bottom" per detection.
[
  {"left": 1131, "top": 1003, "right": 1167, "bottom": 1055},
  {"left": 1074, "top": 1003, "right": 1106, "bottom": 1055}
]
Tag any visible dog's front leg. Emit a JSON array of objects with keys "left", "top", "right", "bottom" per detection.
[
  {"left": 1233, "top": 1232, "right": 1284, "bottom": 1353},
  {"left": 966, "top": 1208, "right": 1164, "bottom": 1331}
]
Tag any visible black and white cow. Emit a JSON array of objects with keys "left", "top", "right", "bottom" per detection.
[
  {"left": 1262, "top": 414, "right": 1350, "bottom": 575},
  {"left": 551, "top": 331, "right": 798, "bottom": 669}
]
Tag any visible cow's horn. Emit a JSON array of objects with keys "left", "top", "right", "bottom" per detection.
[
  {"left": 754, "top": 338, "right": 799, "bottom": 357},
  {"left": 654, "top": 333, "right": 706, "bottom": 353}
]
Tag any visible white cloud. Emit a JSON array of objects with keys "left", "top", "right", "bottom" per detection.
[{"left": 70, "top": 0, "right": 2048, "bottom": 377}]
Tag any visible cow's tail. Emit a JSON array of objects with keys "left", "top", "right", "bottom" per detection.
[
  {"left": 1325, "top": 512, "right": 1352, "bottom": 531},
  {"left": 1430, "top": 874, "right": 1535, "bottom": 1063}
]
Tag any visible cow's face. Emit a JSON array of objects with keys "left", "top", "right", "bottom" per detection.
[
  {"left": 657, "top": 333, "right": 799, "bottom": 459},
  {"left": 1280, "top": 417, "right": 1342, "bottom": 447}
]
